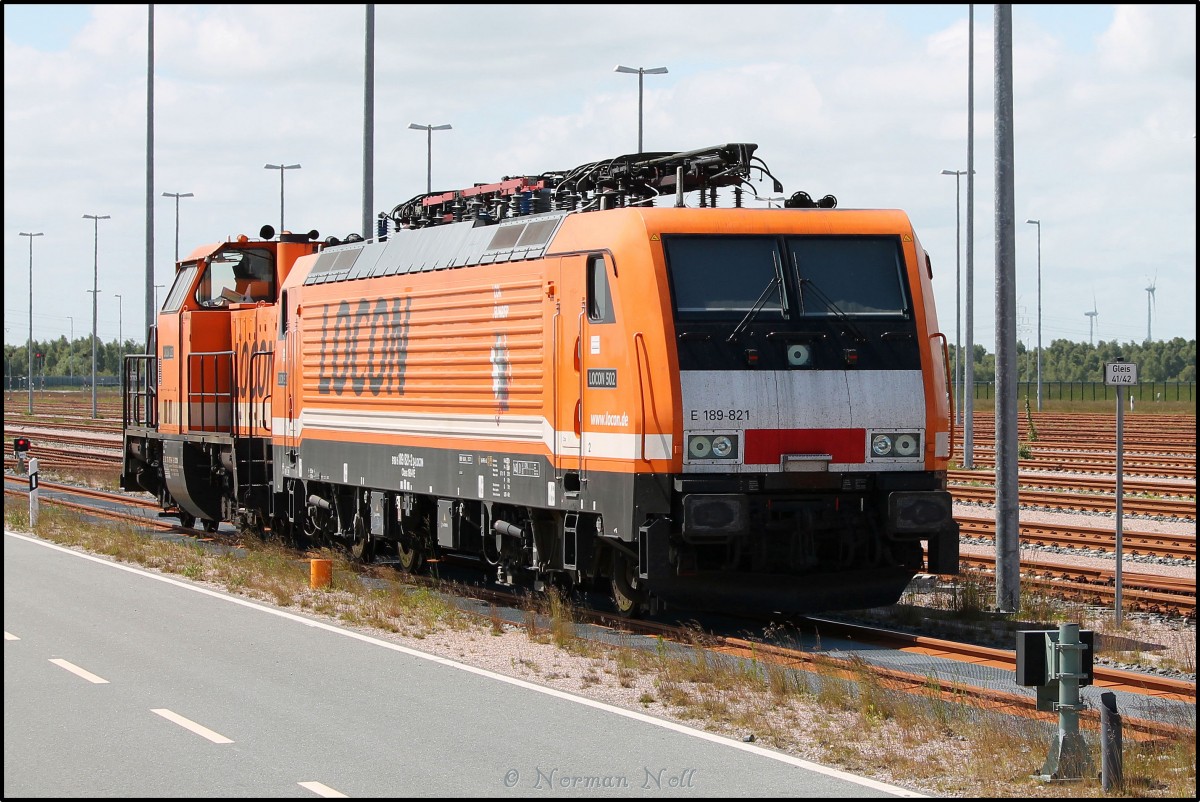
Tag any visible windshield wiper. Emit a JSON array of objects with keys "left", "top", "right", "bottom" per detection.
[
  {"left": 797, "top": 276, "right": 869, "bottom": 342},
  {"left": 727, "top": 253, "right": 784, "bottom": 343}
]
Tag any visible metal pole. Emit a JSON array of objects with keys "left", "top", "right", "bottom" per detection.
[
  {"left": 115, "top": 294, "right": 123, "bottom": 351},
  {"left": 264, "top": 164, "right": 300, "bottom": 234},
  {"left": 963, "top": 5, "right": 976, "bottom": 469},
  {"left": 362, "top": 4, "right": 375, "bottom": 239},
  {"left": 146, "top": 5, "right": 155, "bottom": 352},
  {"left": 407, "top": 125, "right": 451, "bottom": 195},
  {"left": 993, "top": 3, "right": 1019, "bottom": 613},
  {"left": 162, "top": 192, "right": 193, "bottom": 262},
  {"left": 614, "top": 66, "right": 667, "bottom": 154},
  {"left": 68, "top": 316, "right": 73, "bottom": 378},
  {"left": 637, "top": 69, "right": 644, "bottom": 153},
  {"left": 1115, "top": 383, "right": 1124, "bottom": 624},
  {"left": 83, "top": 213, "right": 110, "bottom": 419},
  {"left": 942, "top": 170, "right": 970, "bottom": 426},
  {"left": 1026, "top": 219, "right": 1042, "bottom": 411},
  {"left": 954, "top": 172, "right": 962, "bottom": 424},
  {"left": 19, "top": 231, "right": 43, "bottom": 415}
]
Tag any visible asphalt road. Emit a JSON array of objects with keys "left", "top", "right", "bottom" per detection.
[{"left": 4, "top": 529, "right": 923, "bottom": 798}]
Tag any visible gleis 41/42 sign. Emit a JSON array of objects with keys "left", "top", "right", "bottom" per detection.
[{"left": 1104, "top": 361, "right": 1138, "bottom": 385}]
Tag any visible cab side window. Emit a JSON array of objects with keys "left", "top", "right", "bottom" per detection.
[{"left": 587, "top": 253, "right": 615, "bottom": 324}]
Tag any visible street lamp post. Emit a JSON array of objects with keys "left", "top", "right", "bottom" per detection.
[
  {"left": 162, "top": 191, "right": 193, "bottom": 262},
  {"left": 1025, "top": 219, "right": 1043, "bottom": 412},
  {"left": 19, "top": 231, "right": 44, "bottom": 415},
  {"left": 115, "top": 294, "right": 123, "bottom": 352},
  {"left": 941, "top": 169, "right": 971, "bottom": 425},
  {"left": 83, "top": 213, "right": 110, "bottom": 419},
  {"left": 614, "top": 65, "right": 668, "bottom": 154},
  {"left": 263, "top": 164, "right": 300, "bottom": 234},
  {"left": 408, "top": 123, "right": 452, "bottom": 194},
  {"left": 67, "top": 316, "right": 74, "bottom": 379}
]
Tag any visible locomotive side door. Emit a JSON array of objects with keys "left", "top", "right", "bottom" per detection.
[
  {"left": 568, "top": 251, "right": 639, "bottom": 542},
  {"left": 553, "top": 256, "right": 583, "bottom": 485}
]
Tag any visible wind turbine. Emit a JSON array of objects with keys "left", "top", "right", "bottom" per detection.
[
  {"left": 1144, "top": 276, "right": 1156, "bottom": 342},
  {"left": 1085, "top": 293, "right": 1098, "bottom": 345}
]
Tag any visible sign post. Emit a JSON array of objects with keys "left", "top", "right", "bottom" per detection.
[
  {"left": 28, "top": 456, "right": 40, "bottom": 527},
  {"left": 1104, "top": 360, "right": 1138, "bottom": 625}
]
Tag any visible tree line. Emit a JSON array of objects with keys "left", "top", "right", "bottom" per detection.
[
  {"left": 4, "top": 337, "right": 139, "bottom": 381},
  {"left": 951, "top": 337, "right": 1195, "bottom": 383},
  {"left": 3, "top": 335, "right": 1197, "bottom": 383}
]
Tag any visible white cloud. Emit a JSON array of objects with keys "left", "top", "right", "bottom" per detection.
[{"left": 4, "top": 4, "right": 1195, "bottom": 350}]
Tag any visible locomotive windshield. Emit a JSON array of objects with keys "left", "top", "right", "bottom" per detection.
[
  {"left": 196, "top": 248, "right": 276, "bottom": 307},
  {"left": 788, "top": 237, "right": 907, "bottom": 316},
  {"left": 666, "top": 237, "right": 786, "bottom": 317},
  {"left": 162, "top": 264, "right": 199, "bottom": 313},
  {"left": 664, "top": 235, "right": 909, "bottom": 320}
]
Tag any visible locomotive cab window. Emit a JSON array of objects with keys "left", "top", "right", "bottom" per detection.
[
  {"left": 587, "top": 254, "right": 615, "bottom": 323},
  {"left": 663, "top": 236, "right": 787, "bottom": 319},
  {"left": 788, "top": 236, "right": 909, "bottom": 317},
  {"left": 196, "top": 248, "right": 276, "bottom": 307},
  {"left": 162, "top": 264, "right": 199, "bottom": 313}
]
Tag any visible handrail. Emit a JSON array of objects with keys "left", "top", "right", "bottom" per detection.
[
  {"left": 634, "top": 331, "right": 648, "bottom": 462},
  {"left": 186, "top": 350, "right": 235, "bottom": 434},
  {"left": 932, "top": 332, "right": 953, "bottom": 454},
  {"left": 121, "top": 354, "right": 157, "bottom": 429}
]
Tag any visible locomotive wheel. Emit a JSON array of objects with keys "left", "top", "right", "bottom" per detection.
[
  {"left": 396, "top": 508, "right": 432, "bottom": 574},
  {"left": 610, "top": 555, "right": 647, "bottom": 618},
  {"left": 202, "top": 519, "right": 219, "bottom": 533},
  {"left": 397, "top": 540, "right": 427, "bottom": 574},
  {"left": 178, "top": 512, "right": 197, "bottom": 529},
  {"left": 350, "top": 517, "right": 375, "bottom": 563}
]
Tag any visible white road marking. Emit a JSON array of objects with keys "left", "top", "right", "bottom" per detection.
[
  {"left": 151, "top": 708, "right": 234, "bottom": 744},
  {"left": 49, "top": 658, "right": 109, "bottom": 684},
  {"left": 298, "top": 781, "right": 348, "bottom": 797}
]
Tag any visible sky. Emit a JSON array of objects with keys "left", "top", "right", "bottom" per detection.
[{"left": 4, "top": 4, "right": 1196, "bottom": 354}]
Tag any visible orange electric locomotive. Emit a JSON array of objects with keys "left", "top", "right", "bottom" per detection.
[{"left": 122, "top": 143, "right": 959, "bottom": 616}]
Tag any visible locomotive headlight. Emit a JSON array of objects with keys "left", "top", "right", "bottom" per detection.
[
  {"left": 786, "top": 343, "right": 812, "bottom": 367},
  {"left": 687, "top": 434, "right": 739, "bottom": 460},
  {"left": 689, "top": 436, "right": 712, "bottom": 458},
  {"left": 869, "top": 431, "right": 922, "bottom": 459},
  {"left": 894, "top": 433, "right": 919, "bottom": 456}
]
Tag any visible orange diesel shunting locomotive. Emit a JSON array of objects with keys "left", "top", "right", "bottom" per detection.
[{"left": 122, "top": 143, "right": 959, "bottom": 617}]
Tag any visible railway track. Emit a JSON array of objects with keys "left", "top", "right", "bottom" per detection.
[
  {"left": 6, "top": 476, "right": 1191, "bottom": 746},
  {"left": 956, "top": 512, "right": 1195, "bottom": 560},
  {"left": 961, "top": 448, "right": 1196, "bottom": 479},
  {"left": 7, "top": 453, "right": 1195, "bottom": 611},
  {"left": 949, "top": 482, "right": 1195, "bottom": 519},
  {"left": 957, "top": 553, "right": 1195, "bottom": 617}
]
